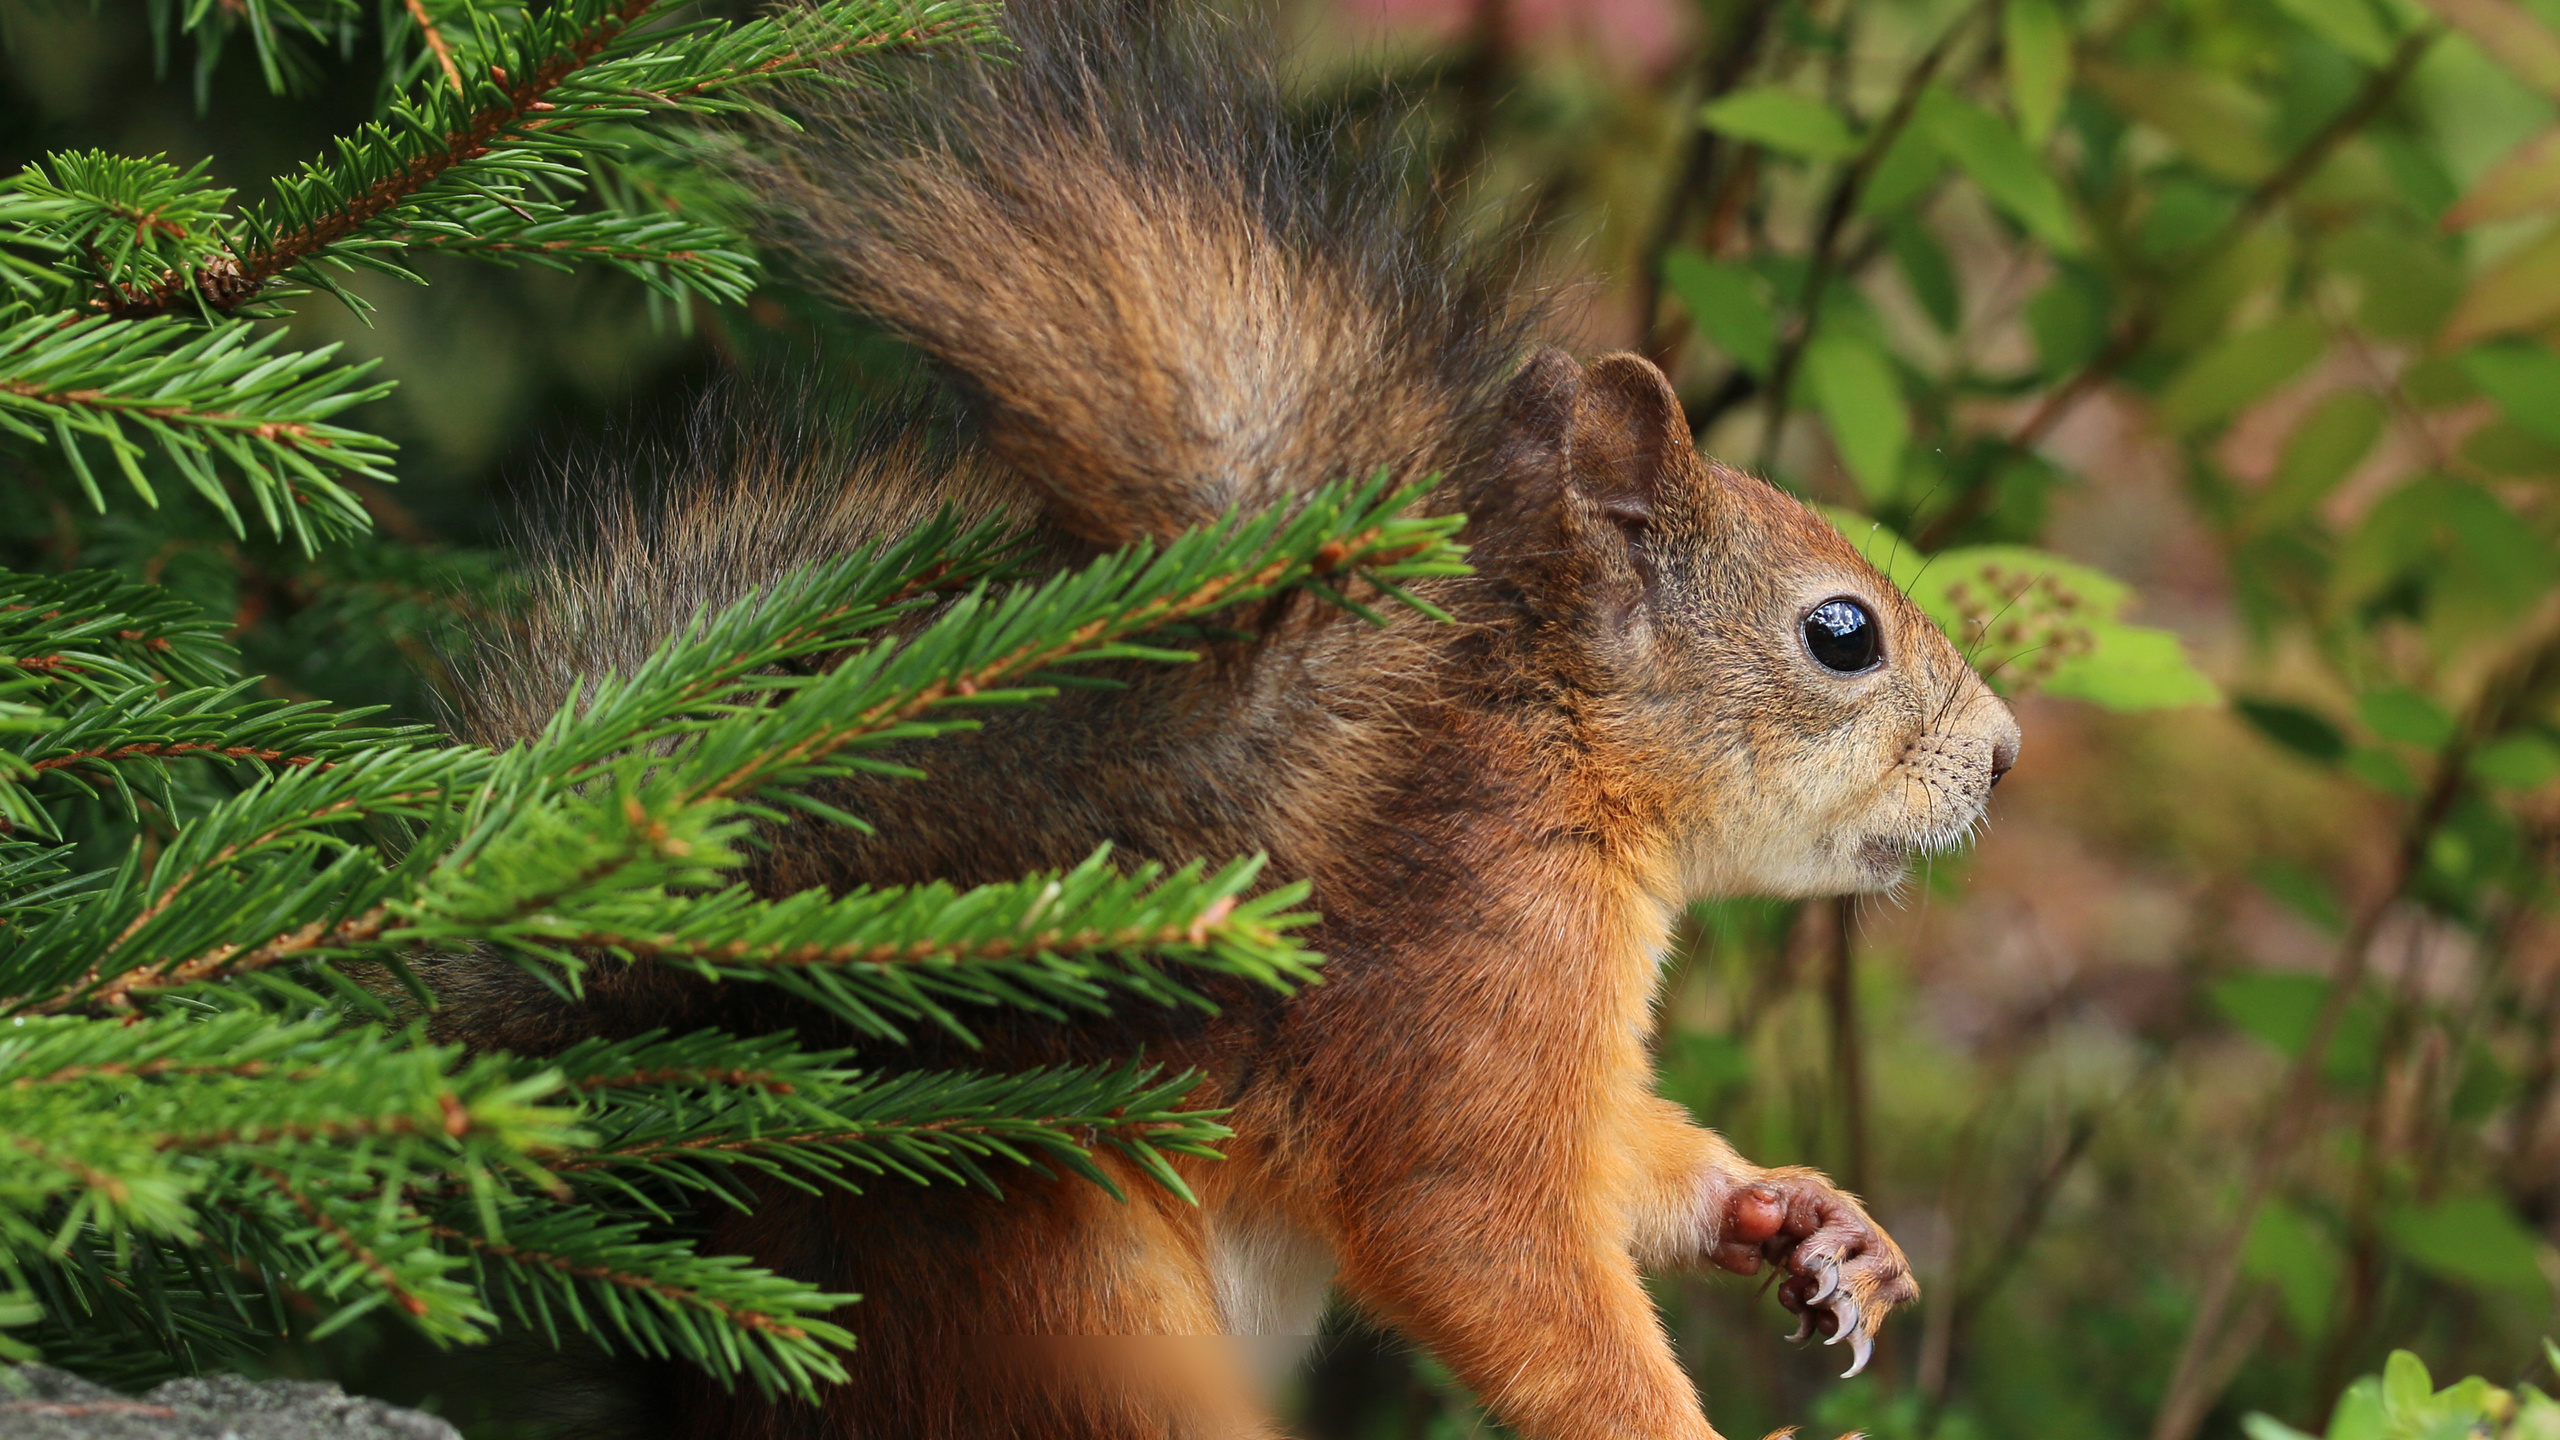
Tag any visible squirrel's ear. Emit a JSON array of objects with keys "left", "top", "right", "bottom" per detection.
[
  {"left": 1476, "top": 348, "right": 1698, "bottom": 617},
  {"left": 1568, "top": 352, "right": 1692, "bottom": 536}
]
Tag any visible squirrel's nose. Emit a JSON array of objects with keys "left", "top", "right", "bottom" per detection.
[{"left": 1988, "top": 732, "right": 2020, "bottom": 788}]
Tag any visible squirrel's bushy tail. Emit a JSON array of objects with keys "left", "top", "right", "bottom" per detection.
[{"left": 760, "top": 0, "right": 1539, "bottom": 544}]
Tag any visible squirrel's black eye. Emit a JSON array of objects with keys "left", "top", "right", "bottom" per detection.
[{"left": 1803, "top": 598, "right": 1882, "bottom": 674}]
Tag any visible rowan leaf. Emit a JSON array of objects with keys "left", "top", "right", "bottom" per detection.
[
  {"left": 2442, "top": 125, "right": 2560, "bottom": 229},
  {"left": 1700, "top": 87, "right": 1860, "bottom": 160},
  {"left": 2440, "top": 224, "right": 2560, "bottom": 348},
  {"left": 2411, "top": 0, "right": 2560, "bottom": 94},
  {"left": 2003, "top": 0, "right": 2074, "bottom": 145},
  {"left": 1805, "top": 334, "right": 1910, "bottom": 503},
  {"left": 1919, "top": 89, "right": 2085, "bottom": 251}
]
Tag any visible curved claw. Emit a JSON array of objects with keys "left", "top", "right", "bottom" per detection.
[
  {"left": 1785, "top": 1308, "right": 1813, "bottom": 1343},
  {"left": 1841, "top": 1329, "right": 1874, "bottom": 1380},
  {"left": 1820, "top": 1293, "right": 1860, "bottom": 1347},
  {"left": 1805, "top": 1259, "right": 1840, "bottom": 1306}
]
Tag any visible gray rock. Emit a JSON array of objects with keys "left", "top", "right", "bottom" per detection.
[{"left": 0, "top": 1365, "right": 459, "bottom": 1440}]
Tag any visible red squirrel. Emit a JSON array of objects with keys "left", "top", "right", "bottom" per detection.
[{"left": 443, "top": 6, "right": 2022, "bottom": 1435}]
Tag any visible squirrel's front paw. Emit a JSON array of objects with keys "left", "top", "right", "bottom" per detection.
[{"left": 1711, "top": 1170, "right": 1915, "bottom": 1380}]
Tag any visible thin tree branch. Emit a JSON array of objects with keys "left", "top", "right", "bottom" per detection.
[
  {"left": 403, "top": 0, "right": 468, "bottom": 97},
  {"left": 1638, "top": 0, "right": 1783, "bottom": 370},
  {"left": 569, "top": 896, "right": 1242, "bottom": 973},
  {"left": 2143, "top": 616, "right": 2560, "bottom": 1440},
  {"left": 423, "top": 1223, "right": 812, "bottom": 1337},
  {"left": 1919, "top": 25, "right": 2440, "bottom": 548},
  {"left": 1752, "top": 3, "right": 1986, "bottom": 478}
]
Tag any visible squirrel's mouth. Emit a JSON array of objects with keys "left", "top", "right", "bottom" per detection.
[{"left": 1854, "top": 834, "right": 1915, "bottom": 883}]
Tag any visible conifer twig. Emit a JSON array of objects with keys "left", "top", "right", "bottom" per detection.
[{"left": 403, "top": 0, "right": 468, "bottom": 97}]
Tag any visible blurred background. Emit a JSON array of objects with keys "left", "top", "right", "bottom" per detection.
[{"left": 4, "top": 0, "right": 2557, "bottom": 1435}]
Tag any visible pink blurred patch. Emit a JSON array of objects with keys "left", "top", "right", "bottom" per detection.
[{"left": 1338, "top": 0, "right": 1694, "bottom": 74}]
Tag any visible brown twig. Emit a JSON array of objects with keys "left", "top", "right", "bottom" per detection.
[
  {"left": 15, "top": 1058, "right": 324, "bottom": 1087},
  {"left": 692, "top": 531, "right": 1425, "bottom": 803},
  {"left": 1752, "top": 2, "right": 1986, "bottom": 479},
  {"left": 93, "top": 903, "right": 395, "bottom": 1010},
  {"left": 1919, "top": 24, "right": 2441, "bottom": 549},
  {"left": 0, "top": 372, "right": 332, "bottom": 453},
  {"left": 403, "top": 0, "right": 467, "bottom": 97},
  {"left": 104, "top": 7, "right": 972, "bottom": 319},
  {"left": 260, "top": 1167, "right": 431, "bottom": 1317},
  {"left": 1826, "top": 896, "right": 1869, "bottom": 1197},
  {"left": 1638, "top": 0, "right": 1783, "bottom": 371},
  {"left": 2142, "top": 619, "right": 2560, "bottom": 1440},
  {"left": 545, "top": 1114, "right": 1205, "bottom": 1174},
  {"left": 163, "top": 1101, "right": 466, "bottom": 1153},
  {"left": 571, "top": 899, "right": 1250, "bottom": 975},
  {"left": 31, "top": 741, "right": 323, "bottom": 772},
  {"left": 423, "top": 1223, "right": 811, "bottom": 1337}
]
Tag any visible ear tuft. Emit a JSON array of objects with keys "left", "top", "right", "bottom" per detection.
[{"left": 1494, "top": 348, "right": 1583, "bottom": 456}]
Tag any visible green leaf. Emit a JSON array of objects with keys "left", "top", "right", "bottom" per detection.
[
  {"left": 2319, "top": 227, "right": 2463, "bottom": 342},
  {"left": 1820, "top": 525, "right": 2217, "bottom": 708},
  {"left": 2027, "top": 267, "right": 2109, "bottom": 371},
  {"left": 1804, "top": 334, "right": 1910, "bottom": 504},
  {"left": 1700, "top": 87, "right": 1859, "bottom": 160},
  {"left": 2473, "top": 732, "right": 2560, "bottom": 788},
  {"left": 2243, "top": 1200, "right": 2343, "bottom": 1341},
  {"left": 2253, "top": 855, "right": 2346, "bottom": 932},
  {"left": 2356, "top": 688, "right": 2457, "bottom": 748},
  {"left": 1857, "top": 124, "right": 1946, "bottom": 218},
  {"left": 2445, "top": 126, "right": 2560, "bottom": 229},
  {"left": 1662, "top": 246, "right": 1777, "bottom": 374},
  {"left": 2207, "top": 973, "right": 2387, "bottom": 1087},
  {"left": 2251, "top": 391, "right": 2384, "bottom": 531},
  {"left": 2082, "top": 61, "right": 2280, "bottom": 184},
  {"left": 2212, "top": 971, "right": 2329, "bottom": 1054},
  {"left": 2346, "top": 745, "right": 2420, "bottom": 798},
  {"left": 1918, "top": 89, "right": 2085, "bottom": 252},
  {"left": 2384, "top": 1197, "right": 2551, "bottom": 1296},
  {"left": 2241, "top": 1418, "right": 2319, "bottom": 1440},
  {"left": 2235, "top": 698, "right": 2349, "bottom": 762},
  {"left": 2382, "top": 1351, "right": 2435, "bottom": 1421},
  {"left": 2266, "top": 0, "right": 2399, "bottom": 62},
  {"left": 2441, "top": 225, "right": 2560, "bottom": 350},
  {"left": 2039, "top": 624, "right": 2221, "bottom": 708},
  {"left": 1890, "top": 218, "right": 1962, "bottom": 332},
  {"left": 2003, "top": 0, "right": 2073, "bottom": 145},
  {"left": 2327, "top": 1378, "right": 2388, "bottom": 1440},
  {"left": 2154, "top": 314, "right": 2329, "bottom": 435},
  {"left": 2412, "top": 0, "right": 2560, "bottom": 94},
  {"left": 2458, "top": 339, "right": 2560, "bottom": 448}
]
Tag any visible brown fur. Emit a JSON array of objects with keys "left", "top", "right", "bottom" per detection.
[{"left": 439, "top": 9, "right": 2020, "bottom": 1437}]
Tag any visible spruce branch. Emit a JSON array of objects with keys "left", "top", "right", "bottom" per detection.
[
  {"left": 466, "top": 849, "right": 1317, "bottom": 1045},
  {"left": 423, "top": 1208, "right": 855, "bottom": 1393},
  {"left": 0, "top": 743, "right": 492, "bottom": 1013},
  {"left": 0, "top": 679, "right": 425, "bottom": 837},
  {"left": 0, "top": 567, "right": 243, "bottom": 696},
  {"left": 0, "top": 312, "right": 393, "bottom": 547},
  {"left": 535, "top": 1037, "right": 1230, "bottom": 1204},
  {"left": 391, "top": 205, "right": 757, "bottom": 304},
  {"left": 102, "top": 0, "right": 995, "bottom": 322}
]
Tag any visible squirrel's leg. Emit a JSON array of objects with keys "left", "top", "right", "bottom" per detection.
[
  {"left": 681, "top": 1165, "right": 1278, "bottom": 1440},
  {"left": 1623, "top": 1096, "right": 1919, "bottom": 1378},
  {"left": 1285, "top": 925, "right": 1723, "bottom": 1440},
  {"left": 1330, "top": 1183, "right": 1720, "bottom": 1440}
]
